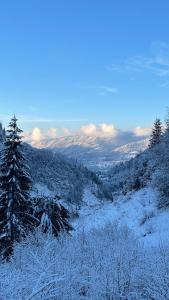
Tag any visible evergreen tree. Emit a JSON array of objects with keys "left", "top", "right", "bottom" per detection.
[
  {"left": 166, "top": 110, "right": 169, "bottom": 133},
  {"left": 0, "top": 122, "right": 5, "bottom": 142},
  {"left": 34, "top": 196, "right": 73, "bottom": 237},
  {"left": 0, "top": 116, "right": 37, "bottom": 259},
  {"left": 149, "top": 118, "right": 162, "bottom": 148},
  {"left": 154, "top": 112, "right": 169, "bottom": 208},
  {"left": 162, "top": 108, "right": 169, "bottom": 144}
]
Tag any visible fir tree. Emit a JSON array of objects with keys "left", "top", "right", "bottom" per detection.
[
  {"left": 163, "top": 108, "right": 169, "bottom": 144},
  {"left": 149, "top": 118, "right": 162, "bottom": 148},
  {"left": 155, "top": 110, "right": 169, "bottom": 208},
  {"left": 166, "top": 111, "right": 169, "bottom": 133},
  {"left": 34, "top": 196, "right": 73, "bottom": 237},
  {"left": 0, "top": 122, "right": 5, "bottom": 142},
  {"left": 0, "top": 116, "right": 37, "bottom": 259}
]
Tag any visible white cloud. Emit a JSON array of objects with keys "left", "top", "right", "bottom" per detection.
[
  {"left": 47, "top": 128, "right": 58, "bottom": 139},
  {"left": 24, "top": 123, "right": 119, "bottom": 144},
  {"left": 133, "top": 126, "right": 151, "bottom": 137},
  {"left": 80, "top": 124, "right": 97, "bottom": 136},
  {"left": 31, "top": 128, "right": 44, "bottom": 143},
  {"left": 24, "top": 127, "right": 71, "bottom": 144},
  {"left": 23, "top": 123, "right": 151, "bottom": 147},
  {"left": 80, "top": 123, "right": 118, "bottom": 137},
  {"left": 61, "top": 127, "right": 71, "bottom": 136}
]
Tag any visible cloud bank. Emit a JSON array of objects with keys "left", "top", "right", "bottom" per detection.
[
  {"left": 133, "top": 126, "right": 152, "bottom": 137},
  {"left": 23, "top": 123, "right": 151, "bottom": 147},
  {"left": 79, "top": 123, "right": 118, "bottom": 138}
]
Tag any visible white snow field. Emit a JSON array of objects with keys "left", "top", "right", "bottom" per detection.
[{"left": 74, "top": 187, "right": 169, "bottom": 247}]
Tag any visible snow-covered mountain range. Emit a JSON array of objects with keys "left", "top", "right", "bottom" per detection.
[{"left": 29, "top": 135, "right": 149, "bottom": 171}]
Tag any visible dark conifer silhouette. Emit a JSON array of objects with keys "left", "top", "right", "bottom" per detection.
[{"left": 0, "top": 116, "right": 37, "bottom": 259}]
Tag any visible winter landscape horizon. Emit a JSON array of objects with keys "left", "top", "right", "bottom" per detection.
[{"left": 1, "top": 1, "right": 169, "bottom": 299}]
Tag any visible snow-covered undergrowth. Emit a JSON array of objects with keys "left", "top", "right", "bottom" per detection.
[
  {"left": 1, "top": 188, "right": 169, "bottom": 299},
  {"left": 75, "top": 187, "right": 169, "bottom": 247},
  {"left": 1, "top": 224, "right": 169, "bottom": 300}
]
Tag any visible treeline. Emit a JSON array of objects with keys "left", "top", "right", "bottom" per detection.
[
  {"left": 108, "top": 111, "right": 169, "bottom": 209},
  {"left": 0, "top": 116, "right": 72, "bottom": 260}
]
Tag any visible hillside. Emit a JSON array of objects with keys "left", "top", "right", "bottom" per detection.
[
  {"left": 74, "top": 187, "right": 169, "bottom": 247},
  {"left": 26, "top": 135, "right": 149, "bottom": 171},
  {"left": 113, "top": 138, "right": 149, "bottom": 160},
  {"left": 24, "top": 144, "right": 112, "bottom": 206}
]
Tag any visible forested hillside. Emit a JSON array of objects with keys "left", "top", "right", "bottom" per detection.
[
  {"left": 24, "top": 144, "right": 113, "bottom": 205},
  {"left": 108, "top": 117, "right": 169, "bottom": 210}
]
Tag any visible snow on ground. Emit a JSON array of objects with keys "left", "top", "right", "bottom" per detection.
[
  {"left": 31, "top": 183, "right": 55, "bottom": 197},
  {"left": 73, "top": 187, "right": 169, "bottom": 247},
  {"left": 32, "top": 184, "right": 169, "bottom": 247}
]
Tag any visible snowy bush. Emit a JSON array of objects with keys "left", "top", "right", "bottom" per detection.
[
  {"left": 1, "top": 223, "right": 169, "bottom": 299},
  {"left": 139, "top": 209, "right": 155, "bottom": 226},
  {"left": 0, "top": 224, "right": 141, "bottom": 300}
]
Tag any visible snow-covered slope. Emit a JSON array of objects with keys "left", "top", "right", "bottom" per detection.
[
  {"left": 74, "top": 187, "right": 169, "bottom": 246},
  {"left": 28, "top": 135, "right": 149, "bottom": 171},
  {"left": 113, "top": 138, "right": 149, "bottom": 160}
]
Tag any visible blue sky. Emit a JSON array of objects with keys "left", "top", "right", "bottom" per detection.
[{"left": 0, "top": 0, "right": 169, "bottom": 137}]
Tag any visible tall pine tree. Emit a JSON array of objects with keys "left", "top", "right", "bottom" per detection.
[
  {"left": 0, "top": 116, "right": 37, "bottom": 259},
  {"left": 0, "top": 122, "right": 5, "bottom": 143},
  {"left": 149, "top": 118, "right": 162, "bottom": 148},
  {"left": 163, "top": 108, "right": 169, "bottom": 144},
  {"left": 156, "top": 109, "right": 169, "bottom": 208}
]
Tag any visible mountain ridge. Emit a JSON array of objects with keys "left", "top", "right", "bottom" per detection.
[{"left": 28, "top": 135, "right": 149, "bottom": 170}]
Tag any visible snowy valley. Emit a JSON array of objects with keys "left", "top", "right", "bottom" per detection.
[
  {"left": 26, "top": 134, "right": 149, "bottom": 171},
  {"left": 1, "top": 2, "right": 169, "bottom": 298},
  {"left": 1, "top": 117, "right": 169, "bottom": 300}
]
